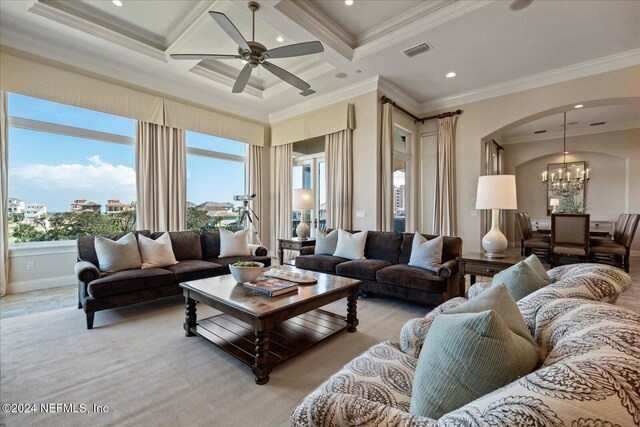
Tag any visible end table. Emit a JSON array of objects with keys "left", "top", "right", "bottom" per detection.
[
  {"left": 277, "top": 237, "right": 316, "bottom": 266},
  {"left": 457, "top": 252, "right": 525, "bottom": 292}
]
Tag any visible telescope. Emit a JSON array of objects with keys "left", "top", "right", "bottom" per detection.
[{"left": 233, "top": 194, "right": 256, "bottom": 202}]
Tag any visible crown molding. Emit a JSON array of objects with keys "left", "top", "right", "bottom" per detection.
[
  {"left": 419, "top": 48, "right": 640, "bottom": 113},
  {"left": 269, "top": 75, "right": 379, "bottom": 123},
  {"left": 164, "top": 0, "right": 228, "bottom": 56},
  {"left": 28, "top": 0, "right": 167, "bottom": 62},
  {"left": 190, "top": 64, "right": 264, "bottom": 99},
  {"left": 352, "top": 0, "right": 489, "bottom": 62},
  {"left": 274, "top": 0, "right": 354, "bottom": 61},
  {"left": 503, "top": 120, "right": 640, "bottom": 145},
  {"left": 377, "top": 76, "right": 421, "bottom": 115}
]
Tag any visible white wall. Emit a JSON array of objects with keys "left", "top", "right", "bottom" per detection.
[{"left": 8, "top": 242, "right": 77, "bottom": 294}]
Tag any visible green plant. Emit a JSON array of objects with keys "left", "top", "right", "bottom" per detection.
[{"left": 560, "top": 196, "right": 584, "bottom": 213}]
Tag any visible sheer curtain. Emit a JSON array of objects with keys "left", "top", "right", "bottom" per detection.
[
  {"left": 0, "top": 92, "right": 8, "bottom": 296},
  {"left": 325, "top": 130, "right": 353, "bottom": 230},
  {"left": 434, "top": 116, "right": 458, "bottom": 236},
  {"left": 380, "top": 103, "right": 394, "bottom": 231},
  {"left": 271, "top": 143, "right": 292, "bottom": 255},
  {"left": 248, "top": 145, "right": 263, "bottom": 244},
  {"left": 136, "top": 121, "right": 186, "bottom": 231}
]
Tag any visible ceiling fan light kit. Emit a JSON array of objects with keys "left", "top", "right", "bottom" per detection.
[{"left": 170, "top": 1, "right": 324, "bottom": 95}]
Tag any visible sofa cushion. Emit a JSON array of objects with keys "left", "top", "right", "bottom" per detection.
[
  {"left": 211, "top": 256, "right": 271, "bottom": 268},
  {"left": 315, "top": 229, "right": 338, "bottom": 255},
  {"left": 294, "top": 255, "right": 348, "bottom": 274},
  {"left": 138, "top": 233, "right": 178, "bottom": 269},
  {"left": 94, "top": 232, "right": 142, "bottom": 273},
  {"left": 78, "top": 230, "right": 150, "bottom": 266},
  {"left": 151, "top": 230, "right": 202, "bottom": 261},
  {"left": 164, "top": 260, "right": 225, "bottom": 282},
  {"left": 491, "top": 259, "right": 549, "bottom": 301},
  {"left": 87, "top": 267, "right": 175, "bottom": 297},
  {"left": 408, "top": 233, "right": 442, "bottom": 272},
  {"left": 364, "top": 231, "right": 403, "bottom": 263},
  {"left": 410, "top": 284, "right": 538, "bottom": 419},
  {"left": 375, "top": 264, "right": 444, "bottom": 293},
  {"left": 335, "top": 259, "right": 392, "bottom": 281},
  {"left": 201, "top": 230, "right": 221, "bottom": 259}
]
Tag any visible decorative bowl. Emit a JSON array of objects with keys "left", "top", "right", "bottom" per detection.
[{"left": 229, "top": 262, "right": 265, "bottom": 283}]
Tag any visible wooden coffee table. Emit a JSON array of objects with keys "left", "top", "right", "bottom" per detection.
[{"left": 180, "top": 268, "right": 360, "bottom": 385}]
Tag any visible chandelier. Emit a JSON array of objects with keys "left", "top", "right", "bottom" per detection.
[{"left": 542, "top": 111, "right": 589, "bottom": 198}]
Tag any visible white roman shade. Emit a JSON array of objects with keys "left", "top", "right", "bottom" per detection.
[{"left": 271, "top": 103, "right": 355, "bottom": 146}]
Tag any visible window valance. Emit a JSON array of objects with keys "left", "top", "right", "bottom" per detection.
[{"left": 271, "top": 102, "right": 355, "bottom": 146}]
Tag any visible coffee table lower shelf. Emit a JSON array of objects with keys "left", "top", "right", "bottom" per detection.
[{"left": 189, "top": 309, "right": 348, "bottom": 369}]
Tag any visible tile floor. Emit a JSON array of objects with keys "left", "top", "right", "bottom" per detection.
[{"left": 1, "top": 254, "right": 638, "bottom": 319}]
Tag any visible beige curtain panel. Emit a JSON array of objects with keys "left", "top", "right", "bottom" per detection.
[
  {"left": 271, "top": 144, "right": 292, "bottom": 255},
  {"left": 380, "top": 102, "right": 394, "bottom": 232},
  {"left": 136, "top": 122, "right": 186, "bottom": 232},
  {"left": 248, "top": 145, "right": 264, "bottom": 245},
  {"left": 325, "top": 130, "right": 353, "bottom": 230},
  {"left": 0, "top": 92, "right": 9, "bottom": 296},
  {"left": 434, "top": 116, "right": 458, "bottom": 236}
]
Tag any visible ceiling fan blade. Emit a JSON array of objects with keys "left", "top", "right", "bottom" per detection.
[
  {"left": 209, "top": 11, "right": 251, "bottom": 52},
  {"left": 261, "top": 61, "right": 311, "bottom": 91},
  {"left": 170, "top": 54, "right": 241, "bottom": 60},
  {"left": 265, "top": 41, "right": 324, "bottom": 59},
  {"left": 232, "top": 64, "right": 253, "bottom": 93}
]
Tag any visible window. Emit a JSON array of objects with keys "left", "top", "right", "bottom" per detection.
[
  {"left": 421, "top": 132, "right": 438, "bottom": 234},
  {"left": 185, "top": 132, "right": 247, "bottom": 232},
  {"left": 393, "top": 129, "right": 411, "bottom": 232},
  {"left": 7, "top": 93, "right": 136, "bottom": 244},
  {"left": 293, "top": 154, "right": 326, "bottom": 235}
]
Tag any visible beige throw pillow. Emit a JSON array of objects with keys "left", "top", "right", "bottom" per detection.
[
  {"left": 219, "top": 229, "right": 251, "bottom": 257},
  {"left": 333, "top": 229, "right": 367, "bottom": 260},
  {"left": 138, "top": 232, "right": 178, "bottom": 269},
  {"left": 408, "top": 233, "right": 443, "bottom": 272},
  {"left": 94, "top": 232, "right": 142, "bottom": 273}
]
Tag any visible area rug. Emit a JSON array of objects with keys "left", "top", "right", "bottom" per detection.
[{"left": 0, "top": 296, "right": 427, "bottom": 427}]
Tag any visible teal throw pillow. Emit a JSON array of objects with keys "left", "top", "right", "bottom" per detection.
[
  {"left": 524, "top": 254, "right": 551, "bottom": 283},
  {"left": 410, "top": 284, "right": 538, "bottom": 419},
  {"left": 491, "top": 259, "right": 549, "bottom": 301},
  {"left": 314, "top": 229, "right": 338, "bottom": 255}
]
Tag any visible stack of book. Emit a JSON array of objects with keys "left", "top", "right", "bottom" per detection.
[{"left": 243, "top": 278, "right": 298, "bottom": 297}]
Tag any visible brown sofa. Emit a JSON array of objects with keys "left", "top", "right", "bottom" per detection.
[
  {"left": 75, "top": 230, "right": 270, "bottom": 329},
  {"left": 295, "top": 231, "right": 463, "bottom": 306}
]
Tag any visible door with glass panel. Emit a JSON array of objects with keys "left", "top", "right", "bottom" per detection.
[{"left": 293, "top": 154, "right": 326, "bottom": 236}]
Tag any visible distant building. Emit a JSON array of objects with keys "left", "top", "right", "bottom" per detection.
[
  {"left": 196, "top": 201, "right": 234, "bottom": 214},
  {"left": 71, "top": 199, "right": 101, "bottom": 213},
  {"left": 394, "top": 185, "right": 405, "bottom": 211},
  {"left": 105, "top": 199, "right": 132, "bottom": 215},
  {"left": 24, "top": 203, "right": 46, "bottom": 219},
  {"left": 8, "top": 198, "right": 25, "bottom": 214}
]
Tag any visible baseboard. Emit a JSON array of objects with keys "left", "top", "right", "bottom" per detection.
[
  {"left": 8, "top": 274, "right": 76, "bottom": 294},
  {"left": 631, "top": 250, "right": 640, "bottom": 257}
]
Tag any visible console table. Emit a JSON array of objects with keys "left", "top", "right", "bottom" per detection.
[
  {"left": 457, "top": 252, "right": 525, "bottom": 291},
  {"left": 277, "top": 237, "right": 316, "bottom": 266}
]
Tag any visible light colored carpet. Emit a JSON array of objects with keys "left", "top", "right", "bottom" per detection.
[{"left": 0, "top": 295, "right": 427, "bottom": 427}]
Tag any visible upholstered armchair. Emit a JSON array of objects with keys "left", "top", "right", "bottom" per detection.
[
  {"left": 550, "top": 213, "right": 590, "bottom": 267},
  {"left": 590, "top": 213, "right": 639, "bottom": 272},
  {"left": 516, "top": 212, "right": 550, "bottom": 259}
]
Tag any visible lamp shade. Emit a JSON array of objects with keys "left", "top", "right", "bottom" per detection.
[
  {"left": 292, "top": 188, "right": 314, "bottom": 210},
  {"left": 475, "top": 175, "right": 517, "bottom": 210},
  {"left": 550, "top": 198, "right": 560, "bottom": 207}
]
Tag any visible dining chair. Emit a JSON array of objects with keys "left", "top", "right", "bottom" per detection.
[
  {"left": 550, "top": 213, "right": 590, "bottom": 267},
  {"left": 516, "top": 212, "right": 550, "bottom": 259},
  {"left": 591, "top": 214, "right": 629, "bottom": 246},
  {"left": 590, "top": 214, "right": 639, "bottom": 272}
]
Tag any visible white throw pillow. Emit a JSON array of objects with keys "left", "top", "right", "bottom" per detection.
[
  {"left": 137, "top": 232, "right": 178, "bottom": 269},
  {"left": 219, "top": 229, "right": 251, "bottom": 257},
  {"left": 408, "top": 233, "right": 443, "bottom": 272},
  {"left": 333, "top": 229, "right": 367, "bottom": 260},
  {"left": 94, "top": 232, "right": 142, "bottom": 273}
]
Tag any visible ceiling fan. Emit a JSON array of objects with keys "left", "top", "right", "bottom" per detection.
[{"left": 170, "top": 1, "right": 324, "bottom": 95}]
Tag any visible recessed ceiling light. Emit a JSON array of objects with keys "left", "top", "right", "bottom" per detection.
[
  {"left": 112, "top": 0, "right": 123, "bottom": 6},
  {"left": 345, "top": 0, "right": 354, "bottom": 5},
  {"left": 335, "top": 72, "right": 348, "bottom": 79},
  {"left": 574, "top": 104, "right": 584, "bottom": 109},
  {"left": 355, "top": 69, "right": 362, "bottom": 74},
  {"left": 276, "top": 36, "right": 284, "bottom": 43},
  {"left": 446, "top": 72, "right": 456, "bottom": 78},
  {"left": 241, "top": 59, "right": 248, "bottom": 64}
]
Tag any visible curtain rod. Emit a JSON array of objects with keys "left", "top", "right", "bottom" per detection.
[{"left": 380, "top": 95, "right": 462, "bottom": 124}]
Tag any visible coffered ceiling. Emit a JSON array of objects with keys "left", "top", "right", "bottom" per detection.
[{"left": 0, "top": 0, "right": 639, "bottom": 123}]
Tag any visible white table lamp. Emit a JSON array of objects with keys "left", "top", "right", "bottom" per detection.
[
  {"left": 475, "top": 175, "right": 518, "bottom": 258},
  {"left": 550, "top": 198, "right": 560, "bottom": 214},
  {"left": 293, "top": 188, "right": 314, "bottom": 240}
]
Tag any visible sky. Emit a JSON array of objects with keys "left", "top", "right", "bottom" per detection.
[{"left": 8, "top": 93, "right": 246, "bottom": 213}]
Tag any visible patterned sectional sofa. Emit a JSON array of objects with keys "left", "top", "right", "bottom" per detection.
[{"left": 291, "top": 264, "right": 637, "bottom": 426}]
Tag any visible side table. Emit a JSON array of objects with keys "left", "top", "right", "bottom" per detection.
[
  {"left": 277, "top": 237, "right": 316, "bottom": 266},
  {"left": 457, "top": 252, "right": 525, "bottom": 292}
]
